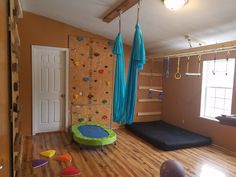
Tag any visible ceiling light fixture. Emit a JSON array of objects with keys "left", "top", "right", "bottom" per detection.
[{"left": 163, "top": 0, "right": 189, "bottom": 11}]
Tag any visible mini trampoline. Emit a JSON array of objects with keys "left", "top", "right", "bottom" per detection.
[{"left": 72, "top": 122, "right": 117, "bottom": 147}]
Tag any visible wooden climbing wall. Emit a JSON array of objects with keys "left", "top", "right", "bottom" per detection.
[{"left": 69, "top": 35, "right": 114, "bottom": 127}]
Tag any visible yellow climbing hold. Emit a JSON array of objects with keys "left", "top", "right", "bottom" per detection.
[
  {"left": 40, "top": 150, "right": 56, "bottom": 158},
  {"left": 74, "top": 61, "right": 79, "bottom": 66},
  {"left": 105, "top": 81, "right": 111, "bottom": 86},
  {"left": 73, "top": 94, "right": 79, "bottom": 100}
]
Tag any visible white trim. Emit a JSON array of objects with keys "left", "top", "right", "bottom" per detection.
[
  {"left": 137, "top": 112, "right": 162, "bottom": 116},
  {"left": 138, "top": 99, "right": 162, "bottom": 102},
  {"left": 139, "top": 86, "right": 163, "bottom": 90},
  {"left": 32, "top": 45, "right": 69, "bottom": 135},
  {"left": 139, "top": 72, "right": 163, "bottom": 77}
]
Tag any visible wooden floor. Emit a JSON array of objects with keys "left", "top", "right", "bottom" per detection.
[{"left": 20, "top": 129, "right": 236, "bottom": 177}]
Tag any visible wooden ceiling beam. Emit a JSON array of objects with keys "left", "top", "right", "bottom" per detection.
[{"left": 103, "top": 0, "right": 139, "bottom": 23}]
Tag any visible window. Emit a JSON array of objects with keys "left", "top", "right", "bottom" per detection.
[{"left": 200, "top": 58, "right": 235, "bottom": 119}]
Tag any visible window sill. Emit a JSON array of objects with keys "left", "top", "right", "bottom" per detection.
[
  {"left": 200, "top": 115, "right": 236, "bottom": 127},
  {"left": 199, "top": 116, "right": 219, "bottom": 122}
]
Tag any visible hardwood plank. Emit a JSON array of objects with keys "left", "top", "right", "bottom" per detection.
[{"left": 20, "top": 130, "right": 236, "bottom": 177}]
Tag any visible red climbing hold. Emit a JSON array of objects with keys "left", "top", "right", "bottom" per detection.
[
  {"left": 102, "top": 115, "right": 108, "bottom": 120},
  {"left": 98, "top": 69, "right": 104, "bottom": 74},
  {"left": 60, "top": 166, "right": 80, "bottom": 176}
]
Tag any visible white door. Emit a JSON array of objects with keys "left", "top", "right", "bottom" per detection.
[{"left": 32, "top": 46, "right": 67, "bottom": 134}]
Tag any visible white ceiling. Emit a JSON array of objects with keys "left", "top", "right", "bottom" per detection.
[{"left": 22, "top": 0, "right": 236, "bottom": 53}]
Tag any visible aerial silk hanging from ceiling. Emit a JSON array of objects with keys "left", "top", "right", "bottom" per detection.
[
  {"left": 113, "top": 2, "right": 146, "bottom": 124},
  {"left": 112, "top": 32, "right": 126, "bottom": 124}
]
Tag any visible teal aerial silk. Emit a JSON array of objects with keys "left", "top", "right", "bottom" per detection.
[
  {"left": 112, "top": 32, "right": 126, "bottom": 124},
  {"left": 113, "top": 24, "right": 146, "bottom": 124}
]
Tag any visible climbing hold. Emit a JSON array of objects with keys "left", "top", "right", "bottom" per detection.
[
  {"left": 55, "top": 153, "right": 72, "bottom": 162},
  {"left": 94, "top": 80, "right": 97, "bottom": 82},
  {"left": 80, "top": 53, "right": 84, "bottom": 56},
  {"left": 102, "top": 115, "right": 108, "bottom": 120},
  {"left": 105, "top": 91, "right": 109, "bottom": 94},
  {"left": 104, "top": 65, "right": 108, "bottom": 68},
  {"left": 101, "top": 99, "right": 108, "bottom": 104},
  {"left": 98, "top": 69, "right": 104, "bottom": 74},
  {"left": 60, "top": 166, "right": 81, "bottom": 177},
  {"left": 105, "top": 81, "right": 111, "bottom": 86},
  {"left": 72, "top": 86, "right": 76, "bottom": 90},
  {"left": 32, "top": 159, "right": 48, "bottom": 168},
  {"left": 88, "top": 94, "right": 93, "bottom": 99},
  {"left": 95, "top": 111, "right": 99, "bottom": 114},
  {"left": 110, "top": 54, "right": 113, "bottom": 57},
  {"left": 78, "top": 118, "right": 84, "bottom": 123},
  {"left": 94, "top": 52, "right": 100, "bottom": 57},
  {"left": 104, "top": 47, "right": 107, "bottom": 50},
  {"left": 70, "top": 58, "right": 74, "bottom": 61},
  {"left": 73, "top": 61, "right": 79, "bottom": 66},
  {"left": 40, "top": 150, "right": 56, "bottom": 158},
  {"left": 83, "top": 77, "right": 91, "bottom": 82},
  {"left": 73, "top": 94, "right": 79, "bottom": 100},
  {"left": 82, "top": 64, "right": 86, "bottom": 67},
  {"left": 94, "top": 70, "right": 97, "bottom": 72},
  {"left": 79, "top": 92, "right": 83, "bottom": 96},
  {"left": 77, "top": 36, "right": 84, "bottom": 42}
]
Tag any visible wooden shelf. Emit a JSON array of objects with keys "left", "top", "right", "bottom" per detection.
[
  {"left": 138, "top": 99, "right": 162, "bottom": 103},
  {"left": 137, "top": 112, "right": 162, "bottom": 116},
  {"left": 139, "top": 72, "right": 162, "bottom": 77},
  {"left": 138, "top": 86, "right": 163, "bottom": 90}
]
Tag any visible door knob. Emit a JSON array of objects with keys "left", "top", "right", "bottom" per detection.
[{"left": 0, "top": 160, "right": 4, "bottom": 170}]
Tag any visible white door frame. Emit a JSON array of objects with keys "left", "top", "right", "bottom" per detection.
[{"left": 32, "top": 45, "right": 69, "bottom": 135}]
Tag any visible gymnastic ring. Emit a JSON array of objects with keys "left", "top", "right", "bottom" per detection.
[{"left": 175, "top": 72, "right": 181, "bottom": 80}]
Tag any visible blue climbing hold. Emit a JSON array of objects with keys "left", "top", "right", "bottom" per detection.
[{"left": 77, "top": 36, "right": 84, "bottom": 42}]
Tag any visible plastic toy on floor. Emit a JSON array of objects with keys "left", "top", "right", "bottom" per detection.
[
  {"left": 55, "top": 153, "right": 72, "bottom": 162},
  {"left": 61, "top": 166, "right": 81, "bottom": 177},
  {"left": 160, "top": 160, "right": 185, "bottom": 177},
  {"left": 40, "top": 150, "right": 56, "bottom": 158},
  {"left": 32, "top": 159, "right": 48, "bottom": 168}
]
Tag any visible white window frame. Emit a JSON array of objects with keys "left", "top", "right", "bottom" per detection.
[{"left": 200, "top": 58, "right": 235, "bottom": 120}]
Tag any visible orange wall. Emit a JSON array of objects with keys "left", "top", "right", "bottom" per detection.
[
  {"left": 18, "top": 12, "right": 131, "bottom": 135},
  {"left": 162, "top": 52, "right": 236, "bottom": 152}
]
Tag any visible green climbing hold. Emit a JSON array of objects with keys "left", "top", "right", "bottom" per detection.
[
  {"left": 102, "top": 99, "right": 108, "bottom": 104},
  {"left": 78, "top": 118, "right": 84, "bottom": 123}
]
